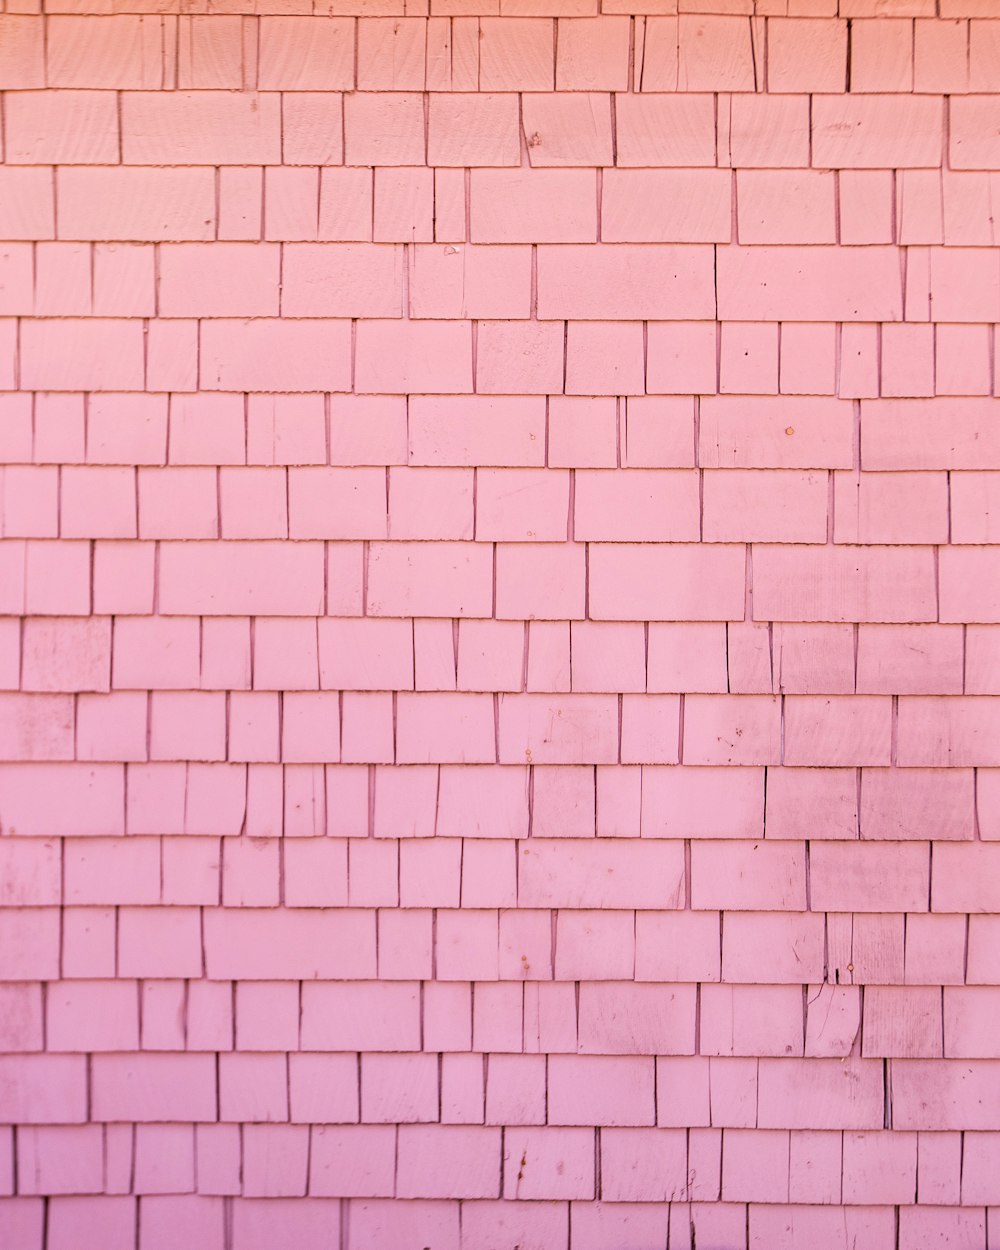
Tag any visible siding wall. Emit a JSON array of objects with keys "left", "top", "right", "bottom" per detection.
[{"left": 1, "top": 2, "right": 1000, "bottom": 1247}]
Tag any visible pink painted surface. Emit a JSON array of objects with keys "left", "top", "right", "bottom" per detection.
[{"left": 1, "top": 3, "right": 999, "bottom": 1247}]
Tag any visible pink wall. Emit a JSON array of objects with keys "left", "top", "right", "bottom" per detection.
[{"left": 1, "top": 1, "right": 1000, "bottom": 1247}]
